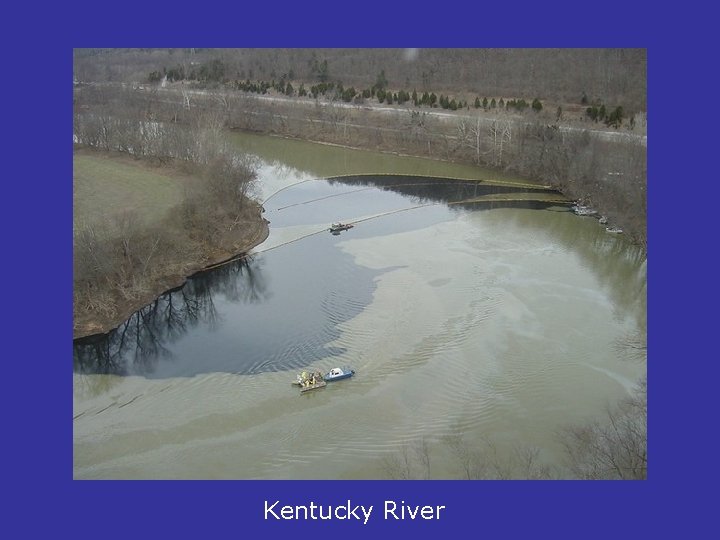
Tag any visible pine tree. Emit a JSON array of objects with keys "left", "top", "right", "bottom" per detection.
[
  {"left": 318, "top": 60, "right": 329, "bottom": 82},
  {"left": 375, "top": 70, "right": 388, "bottom": 90}
]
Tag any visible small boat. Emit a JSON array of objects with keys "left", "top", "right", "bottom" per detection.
[
  {"left": 598, "top": 216, "right": 608, "bottom": 225},
  {"left": 329, "top": 222, "right": 354, "bottom": 234},
  {"left": 324, "top": 367, "right": 355, "bottom": 382},
  {"left": 605, "top": 226, "right": 623, "bottom": 234},
  {"left": 572, "top": 205, "right": 597, "bottom": 216},
  {"left": 290, "top": 371, "right": 325, "bottom": 392}
]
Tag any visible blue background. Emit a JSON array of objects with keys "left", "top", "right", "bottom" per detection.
[{"left": 6, "top": 1, "right": 713, "bottom": 538}]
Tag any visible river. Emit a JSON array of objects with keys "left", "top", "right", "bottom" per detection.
[{"left": 73, "top": 132, "right": 646, "bottom": 479}]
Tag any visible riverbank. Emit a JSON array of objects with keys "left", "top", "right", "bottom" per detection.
[
  {"left": 73, "top": 218, "right": 268, "bottom": 340},
  {"left": 215, "top": 91, "right": 646, "bottom": 249},
  {"left": 73, "top": 149, "right": 269, "bottom": 340},
  {"left": 74, "top": 83, "right": 647, "bottom": 248},
  {"left": 239, "top": 128, "right": 645, "bottom": 250}
]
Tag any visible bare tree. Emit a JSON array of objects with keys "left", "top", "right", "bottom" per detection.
[
  {"left": 445, "top": 434, "right": 553, "bottom": 480},
  {"left": 457, "top": 115, "right": 484, "bottom": 165},
  {"left": 560, "top": 378, "right": 647, "bottom": 479},
  {"left": 487, "top": 119, "right": 513, "bottom": 167},
  {"left": 382, "top": 438, "right": 432, "bottom": 479}
]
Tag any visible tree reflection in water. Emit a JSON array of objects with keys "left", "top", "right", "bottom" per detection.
[
  {"left": 328, "top": 174, "right": 562, "bottom": 210},
  {"left": 73, "top": 256, "right": 267, "bottom": 375}
]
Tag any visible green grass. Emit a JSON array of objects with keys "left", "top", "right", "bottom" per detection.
[{"left": 73, "top": 151, "right": 187, "bottom": 229}]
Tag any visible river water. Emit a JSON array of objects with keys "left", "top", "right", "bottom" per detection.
[{"left": 73, "top": 132, "right": 646, "bottom": 479}]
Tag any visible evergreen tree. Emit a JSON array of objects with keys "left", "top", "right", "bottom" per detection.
[
  {"left": 474, "top": 97, "right": 481, "bottom": 108},
  {"left": 342, "top": 87, "right": 357, "bottom": 102},
  {"left": 490, "top": 98, "right": 497, "bottom": 108},
  {"left": 375, "top": 70, "right": 388, "bottom": 90},
  {"left": 605, "top": 106, "right": 624, "bottom": 127},
  {"left": 318, "top": 60, "right": 329, "bottom": 82},
  {"left": 532, "top": 98, "right": 543, "bottom": 112},
  {"left": 482, "top": 97, "right": 488, "bottom": 109}
]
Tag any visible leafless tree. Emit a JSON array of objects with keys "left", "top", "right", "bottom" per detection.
[
  {"left": 560, "top": 378, "right": 647, "bottom": 479},
  {"left": 457, "top": 116, "right": 484, "bottom": 165},
  {"left": 445, "top": 434, "right": 553, "bottom": 480},
  {"left": 381, "top": 438, "right": 432, "bottom": 479},
  {"left": 487, "top": 119, "right": 513, "bottom": 167}
]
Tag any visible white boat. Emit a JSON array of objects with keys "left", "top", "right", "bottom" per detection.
[
  {"left": 324, "top": 367, "right": 355, "bottom": 382},
  {"left": 572, "top": 205, "right": 597, "bottom": 216}
]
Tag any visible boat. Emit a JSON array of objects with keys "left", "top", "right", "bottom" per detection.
[
  {"left": 329, "top": 222, "right": 354, "bottom": 234},
  {"left": 292, "top": 370, "right": 323, "bottom": 386},
  {"left": 292, "top": 370, "right": 327, "bottom": 392},
  {"left": 324, "top": 367, "right": 355, "bottom": 382},
  {"left": 571, "top": 204, "right": 597, "bottom": 216},
  {"left": 605, "top": 226, "right": 623, "bottom": 234},
  {"left": 598, "top": 216, "right": 608, "bottom": 225},
  {"left": 300, "top": 380, "right": 327, "bottom": 393}
]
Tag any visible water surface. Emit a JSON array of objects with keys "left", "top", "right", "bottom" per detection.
[{"left": 73, "top": 134, "right": 646, "bottom": 479}]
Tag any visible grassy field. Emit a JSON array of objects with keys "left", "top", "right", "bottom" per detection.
[{"left": 73, "top": 150, "right": 188, "bottom": 230}]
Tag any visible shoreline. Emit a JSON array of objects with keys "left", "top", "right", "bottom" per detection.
[
  {"left": 73, "top": 216, "right": 269, "bottom": 341},
  {"left": 240, "top": 130, "right": 646, "bottom": 250}
]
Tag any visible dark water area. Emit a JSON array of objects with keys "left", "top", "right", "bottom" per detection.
[
  {"left": 73, "top": 175, "right": 568, "bottom": 378},
  {"left": 73, "top": 237, "right": 389, "bottom": 378}
]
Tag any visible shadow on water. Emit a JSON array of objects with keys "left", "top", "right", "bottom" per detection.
[
  {"left": 73, "top": 238, "right": 394, "bottom": 378},
  {"left": 328, "top": 174, "right": 563, "bottom": 211},
  {"left": 73, "top": 257, "right": 268, "bottom": 376}
]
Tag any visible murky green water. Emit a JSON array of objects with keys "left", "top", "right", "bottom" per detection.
[{"left": 73, "top": 132, "right": 646, "bottom": 479}]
